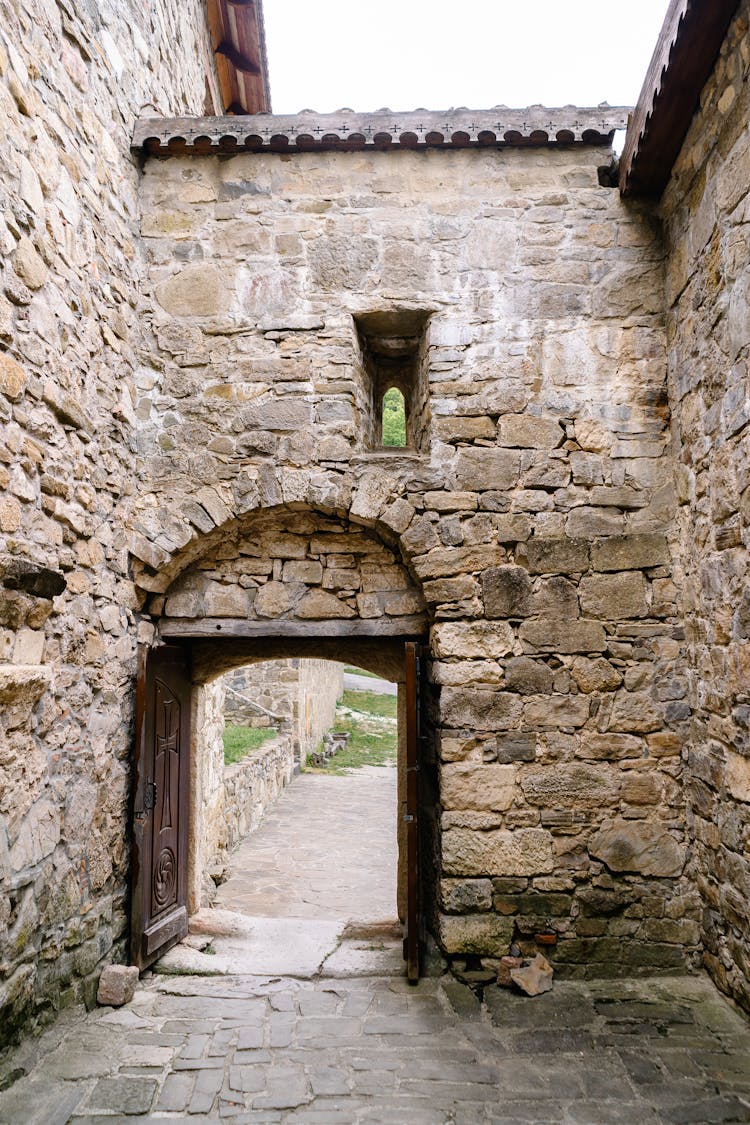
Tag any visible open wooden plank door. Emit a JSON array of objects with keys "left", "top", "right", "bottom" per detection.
[
  {"left": 404, "top": 641, "right": 423, "bottom": 984},
  {"left": 130, "top": 643, "right": 191, "bottom": 971}
]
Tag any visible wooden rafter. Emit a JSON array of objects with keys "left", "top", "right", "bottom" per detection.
[{"left": 206, "top": 0, "right": 270, "bottom": 114}]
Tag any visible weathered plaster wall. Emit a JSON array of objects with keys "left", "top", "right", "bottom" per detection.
[
  {"left": 662, "top": 0, "right": 750, "bottom": 1012},
  {"left": 0, "top": 0, "right": 217, "bottom": 1048},
  {"left": 134, "top": 143, "right": 698, "bottom": 975}
]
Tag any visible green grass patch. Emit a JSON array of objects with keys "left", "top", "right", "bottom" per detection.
[
  {"left": 322, "top": 715, "right": 397, "bottom": 772},
  {"left": 341, "top": 688, "right": 397, "bottom": 720},
  {"left": 344, "top": 665, "right": 380, "bottom": 678},
  {"left": 223, "top": 724, "right": 278, "bottom": 765},
  {"left": 311, "top": 688, "right": 398, "bottom": 774}
]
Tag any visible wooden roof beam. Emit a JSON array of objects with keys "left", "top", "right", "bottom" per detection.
[
  {"left": 206, "top": 0, "right": 271, "bottom": 115},
  {"left": 215, "top": 40, "right": 261, "bottom": 76}
]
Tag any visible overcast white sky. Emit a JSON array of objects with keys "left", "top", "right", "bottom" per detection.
[{"left": 263, "top": 1, "right": 671, "bottom": 116}]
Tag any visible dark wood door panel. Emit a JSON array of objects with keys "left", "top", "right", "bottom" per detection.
[{"left": 131, "top": 644, "right": 191, "bottom": 971}]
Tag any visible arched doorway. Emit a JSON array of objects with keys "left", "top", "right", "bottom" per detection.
[{"left": 129, "top": 505, "right": 436, "bottom": 982}]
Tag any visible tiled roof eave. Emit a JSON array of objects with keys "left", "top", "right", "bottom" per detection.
[{"left": 132, "top": 106, "right": 630, "bottom": 156}]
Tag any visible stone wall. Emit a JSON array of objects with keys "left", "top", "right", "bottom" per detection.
[
  {"left": 132, "top": 142, "right": 700, "bottom": 976},
  {"left": 297, "top": 659, "right": 344, "bottom": 760},
  {"left": 188, "top": 679, "right": 226, "bottom": 912},
  {"left": 0, "top": 0, "right": 218, "bottom": 1049},
  {"left": 224, "top": 657, "right": 344, "bottom": 763},
  {"left": 187, "top": 676, "right": 295, "bottom": 909},
  {"left": 5, "top": 0, "right": 747, "bottom": 1060},
  {"left": 662, "top": 0, "right": 750, "bottom": 1012},
  {"left": 152, "top": 507, "right": 424, "bottom": 626},
  {"left": 225, "top": 659, "right": 298, "bottom": 728},
  {"left": 220, "top": 734, "right": 295, "bottom": 855}
]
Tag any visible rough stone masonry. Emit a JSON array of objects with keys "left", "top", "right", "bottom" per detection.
[
  {"left": 2, "top": 0, "right": 750, "bottom": 1053},
  {"left": 131, "top": 133, "right": 697, "bottom": 971},
  {"left": 0, "top": 0, "right": 222, "bottom": 1049}
]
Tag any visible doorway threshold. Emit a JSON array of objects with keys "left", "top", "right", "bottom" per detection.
[{"left": 153, "top": 908, "right": 405, "bottom": 979}]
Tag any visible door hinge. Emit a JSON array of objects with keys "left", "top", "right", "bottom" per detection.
[
  {"left": 403, "top": 813, "right": 416, "bottom": 823},
  {"left": 144, "top": 780, "right": 158, "bottom": 813}
]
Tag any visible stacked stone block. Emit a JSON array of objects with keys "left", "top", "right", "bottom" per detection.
[
  {"left": 220, "top": 734, "right": 295, "bottom": 856},
  {"left": 132, "top": 142, "right": 699, "bottom": 977},
  {"left": 662, "top": 0, "right": 750, "bottom": 1012},
  {"left": 152, "top": 509, "right": 424, "bottom": 626},
  {"left": 0, "top": 0, "right": 219, "bottom": 1050}
]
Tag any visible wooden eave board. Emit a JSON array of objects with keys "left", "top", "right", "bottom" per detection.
[{"left": 619, "top": 0, "right": 741, "bottom": 198}]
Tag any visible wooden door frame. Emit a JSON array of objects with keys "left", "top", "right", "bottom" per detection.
[
  {"left": 404, "top": 640, "right": 422, "bottom": 982},
  {"left": 132, "top": 631, "right": 434, "bottom": 979}
]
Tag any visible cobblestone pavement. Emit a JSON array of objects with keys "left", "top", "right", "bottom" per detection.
[
  {"left": 3, "top": 770, "right": 749, "bottom": 1122},
  {"left": 1, "top": 971, "right": 750, "bottom": 1123}
]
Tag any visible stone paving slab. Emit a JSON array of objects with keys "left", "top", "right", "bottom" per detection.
[
  {"left": 157, "top": 913, "right": 343, "bottom": 978},
  {"left": 214, "top": 767, "right": 398, "bottom": 924},
  {"left": 1, "top": 972, "right": 749, "bottom": 1123}
]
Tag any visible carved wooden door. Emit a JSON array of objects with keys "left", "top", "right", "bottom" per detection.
[
  {"left": 131, "top": 643, "right": 191, "bottom": 970},
  {"left": 404, "top": 641, "right": 423, "bottom": 983}
]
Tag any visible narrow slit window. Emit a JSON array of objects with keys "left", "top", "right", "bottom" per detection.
[
  {"left": 353, "top": 308, "right": 432, "bottom": 452},
  {"left": 382, "top": 387, "right": 406, "bottom": 448}
]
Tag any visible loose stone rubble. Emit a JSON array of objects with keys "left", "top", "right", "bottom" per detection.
[
  {"left": 95, "top": 965, "right": 139, "bottom": 1008},
  {"left": 1, "top": 0, "right": 750, "bottom": 1053},
  {"left": 509, "top": 952, "right": 555, "bottom": 997},
  {"left": 308, "top": 730, "right": 351, "bottom": 768}
]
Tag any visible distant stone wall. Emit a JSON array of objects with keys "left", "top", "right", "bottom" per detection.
[
  {"left": 662, "top": 0, "right": 750, "bottom": 1013},
  {"left": 225, "top": 659, "right": 297, "bottom": 727},
  {"left": 224, "top": 658, "right": 343, "bottom": 763},
  {"left": 298, "top": 659, "right": 344, "bottom": 759},
  {"left": 221, "top": 734, "right": 295, "bottom": 856},
  {"left": 0, "top": 0, "right": 218, "bottom": 1048},
  {"left": 189, "top": 680, "right": 226, "bottom": 913},
  {"left": 132, "top": 142, "right": 699, "bottom": 978}
]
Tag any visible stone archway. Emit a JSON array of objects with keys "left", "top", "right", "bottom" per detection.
[
  {"left": 134, "top": 504, "right": 436, "bottom": 970},
  {"left": 144, "top": 504, "right": 427, "bottom": 641}
]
